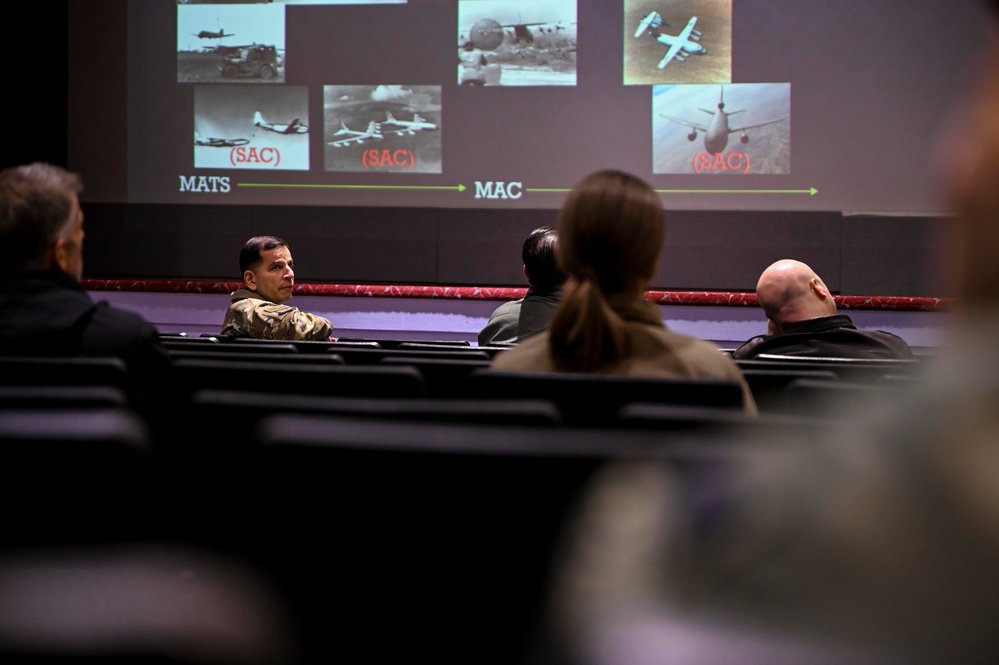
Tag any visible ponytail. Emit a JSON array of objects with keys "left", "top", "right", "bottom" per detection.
[{"left": 548, "top": 278, "right": 629, "bottom": 371}]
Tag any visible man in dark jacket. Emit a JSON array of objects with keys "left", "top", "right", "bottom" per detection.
[
  {"left": 733, "top": 258, "right": 913, "bottom": 359},
  {"left": 0, "top": 162, "right": 174, "bottom": 426}
]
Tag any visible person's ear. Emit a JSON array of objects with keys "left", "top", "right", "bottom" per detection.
[
  {"left": 52, "top": 238, "right": 70, "bottom": 273},
  {"left": 522, "top": 265, "right": 530, "bottom": 282},
  {"left": 809, "top": 277, "right": 830, "bottom": 300},
  {"left": 243, "top": 269, "right": 257, "bottom": 290}
]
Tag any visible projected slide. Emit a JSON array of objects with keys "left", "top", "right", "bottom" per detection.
[
  {"left": 194, "top": 86, "right": 310, "bottom": 170},
  {"left": 177, "top": 3, "right": 286, "bottom": 84},
  {"left": 624, "top": 0, "right": 732, "bottom": 85},
  {"left": 68, "top": 0, "right": 991, "bottom": 214},
  {"left": 457, "top": 0, "right": 577, "bottom": 87},
  {"left": 324, "top": 85, "right": 442, "bottom": 173},
  {"left": 653, "top": 83, "right": 790, "bottom": 175}
]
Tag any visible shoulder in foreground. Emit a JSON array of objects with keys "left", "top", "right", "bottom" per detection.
[
  {"left": 489, "top": 332, "right": 550, "bottom": 370},
  {"left": 732, "top": 335, "right": 766, "bottom": 359}
]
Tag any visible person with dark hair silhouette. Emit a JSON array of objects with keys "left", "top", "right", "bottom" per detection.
[{"left": 479, "top": 225, "right": 566, "bottom": 346}]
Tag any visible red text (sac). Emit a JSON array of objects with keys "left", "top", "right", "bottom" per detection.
[
  {"left": 692, "top": 152, "right": 750, "bottom": 174},
  {"left": 362, "top": 149, "right": 415, "bottom": 171},
  {"left": 230, "top": 147, "right": 281, "bottom": 167}
]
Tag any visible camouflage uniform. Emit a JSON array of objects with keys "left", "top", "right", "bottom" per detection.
[{"left": 221, "top": 287, "right": 333, "bottom": 341}]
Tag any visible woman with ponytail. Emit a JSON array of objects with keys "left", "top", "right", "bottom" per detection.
[{"left": 491, "top": 169, "right": 755, "bottom": 412}]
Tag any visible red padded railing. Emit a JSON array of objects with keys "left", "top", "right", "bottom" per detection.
[{"left": 80, "top": 279, "right": 951, "bottom": 312}]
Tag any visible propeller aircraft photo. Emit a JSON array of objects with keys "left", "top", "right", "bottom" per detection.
[
  {"left": 634, "top": 10, "right": 705, "bottom": 69},
  {"left": 253, "top": 111, "right": 308, "bottom": 135},
  {"left": 194, "top": 132, "right": 249, "bottom": 147},
  {"left": 195, "top": 27, "right": 235, "bottom": 39}
]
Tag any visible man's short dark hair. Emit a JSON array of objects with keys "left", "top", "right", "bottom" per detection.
[
  {"left": 0, "top": 162, "right": 82, "bottom": 274},
  {"left": 239, "top": 235, "right": 288, "bottom": 274},
  {"left": 523, "top": 225, "right": 566, "bottom": 291}
]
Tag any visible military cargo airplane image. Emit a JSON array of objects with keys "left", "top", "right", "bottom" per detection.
[
  {"left": 194, "top": 132, "right": 249, "bottom": 147},
  {"left": 457, "top": 0, "right": 577, "bottom": 86},
  {"left": 379, "top": 112, "right": 439, "bottom": 135},
  {"left": 194, "top": 27, "right": 235, "bottom": 39},
  {"left": 177, "top": 3, "right": 286, "bottom": 82},
  {"left": 460, "top": 16, "right": 577, "bottom": 51},
  {"left": 634, "top": 11, "right": 705, "bottom": 69},
  {"left": 328, "top": 120, "right": 384, "bottom": 147},
  {"left": 500, "top": 19, "right": 576, "bottom": 46},
  {"left": 659, "top": 85, "right": 786, "bottom": 155},
  {"left": 623, "top": 0, "right": 730, "bottom": 85},
  {"left": 253, "top": 111, "right": 308, "bottom": 134}
]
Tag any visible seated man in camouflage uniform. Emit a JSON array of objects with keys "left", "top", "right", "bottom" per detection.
[{"left": 221, "top": 235, "right": 334, "bottom": 340}]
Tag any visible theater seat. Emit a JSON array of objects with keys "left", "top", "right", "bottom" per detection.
[
  {"left": 245, "top": 413, "right": 742, "bottom": 665},
  {"left": 467, "top": 369, "right": 745, "bottom": 426},
  {"left": 0, "top": 408, "right": 159, "bottom": 547},
  {"left": 172, "top": 357, "right": 427, "bottom": 399}
]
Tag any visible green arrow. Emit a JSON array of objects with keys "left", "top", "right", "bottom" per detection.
[
  {"left": 527, "top": 187, "right": 818, "bottom": 196},
  {"left": 652, "top": 187, "right": 818, "bottom": 195},
  {"left": 235, "top": 183, "right": 815, "bottom": 196},
  {"left": 238, "top": 183, "right": 466, "bottom": 192}
]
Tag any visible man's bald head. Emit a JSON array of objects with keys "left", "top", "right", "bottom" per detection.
[{"left": 756, "top": 259, "right": 837, "bottom": 334}]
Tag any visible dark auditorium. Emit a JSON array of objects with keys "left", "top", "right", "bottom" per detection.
[{"left": 3, "top": 1, "right": 999, "bottom": 664}]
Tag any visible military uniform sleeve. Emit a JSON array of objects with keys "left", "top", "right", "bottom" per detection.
[{"left": 222, "top": 298, "right": 333, "bottom": 341}]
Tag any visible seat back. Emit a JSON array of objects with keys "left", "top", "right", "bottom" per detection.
[
  {"left": 782, "top": 377, "right": 913, "bottom": 415},
  {"left": 172, "top": 357, "right": 426, "bottom": 399},
  {"left": 739, "top": 368, "right": 839, "bottom": 413},
  {"left": 246, "top": 413, "right": 740, "bottom": 665},
  {"left": 325, "top": 346, "right": 490, "bottom": 365},
  {"left": 167, "top": 349, "right": 345, "bottom": 365},
  {"left": 378, "top": 356, "right": 491, "bottom": 398},
  {"left": 175, "top": 390, "right": 561, "bottom": 552},
  {"left": 467, "top": 368, "right": 745, "bottom": 426},
  {"left": 337, "top": 337, "right": 470, "bottom": 349},
  {"left": 193, "top": 389, "right": 561, "bottom": 429},
  {"left": 0, "top": 356, "right": 155, "bottom": 425},
  {"left": 0, "top": 385, "right": 130, "bottom": 410},
  {"left": 0, "top": 355, "right": 132, "bottom": 389},
  {"left": 0, "top": 407, "right": 158, "bottom": 546},
  {"left": 739, "top": 355, "right": 925, "bottom": 382},
  {"left": 162, "top": 337, "right": 299, "bottom": 354},
  {"left": 396, "top": 341, "right": 474, "bottom": 351},
  {"left": 617, "top": 402, "right": 827, "bottom": 440}
]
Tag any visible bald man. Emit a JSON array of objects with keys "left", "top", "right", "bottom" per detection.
[{"left": 732, "top": 259, "right": 913, "bottom": 359}]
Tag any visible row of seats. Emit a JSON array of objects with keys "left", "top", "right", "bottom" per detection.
[
  {"left": 0, "top": 340, "right": 932, "bottom": 665},
  {"left": 0, "top": 393, "right": 774, "bottom": 664},
  {"left": 0, "top": 339, "right": 930, "bottom": 430},
  {"left": 164, "top": 341, "right": 926, "bottom": 414},
  {"left": 159, "top": 333, "right": 512, "bottom": 356}
]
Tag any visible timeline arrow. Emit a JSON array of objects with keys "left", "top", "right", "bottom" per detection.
[
  {"left": 235, "top": 182, "right": 816, "bottom": 196},
  {"left": 527, "top": 187, "right": 819, "bottom": 196},
  {"left": 237, "top": 183, "right": 466, "bottom": 192}
]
